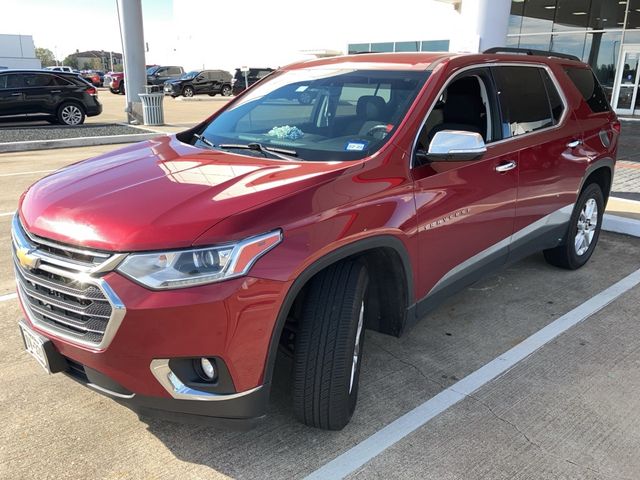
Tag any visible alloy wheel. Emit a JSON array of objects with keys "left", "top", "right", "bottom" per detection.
[
  {"left": 575, "top": 198, "right": 598, "bottom": 256},
  {"left": 61, "top": 105, "right": 82, "bottom": 125}
]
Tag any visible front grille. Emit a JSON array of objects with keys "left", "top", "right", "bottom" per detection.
[{"left": 11, "top": 216, "right": 126, "bottom": 349}]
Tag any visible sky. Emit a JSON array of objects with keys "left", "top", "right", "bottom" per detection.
[
  {"left": 0, "top": 0, "right": 464, "bottom": 72},
  {"left": 1, "top": 0, "right": 173, "bottom": 60}
]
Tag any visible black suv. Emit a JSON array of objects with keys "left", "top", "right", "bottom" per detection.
[
  {"left": 0, "top": 70, "right": 102, "bottom": 125},
  {"left": 232, "top": 67, "right": 274, "bottom": 95},
  {"left": 146, "top": 66, "right": 185, "bottom": 86},
  {"left": 163, "top": 69, "right": 233, "bottom": 98}
]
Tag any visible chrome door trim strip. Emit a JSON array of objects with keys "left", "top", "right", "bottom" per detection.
[
  {"left": 150, "top": 359, "right": 263, "bottom": 402},
  {"left": 427, "top": 204, "right": 574, "bottom": 297}
]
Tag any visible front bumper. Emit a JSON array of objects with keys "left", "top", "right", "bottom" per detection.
[{"left": 17, "top": 270, "right": 287, "bottom": 426}]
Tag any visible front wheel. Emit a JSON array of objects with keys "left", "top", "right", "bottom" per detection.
[
  {"left": 543, "top": 182, "right": 604, "bottom": 270},
  {"left": 292, "top": 260, "right": 368, "bottom": 430},
  {"left": 182, "top": 86, "right": 194, "bottom": 97},
  {"left": 221, "top": 84, "right": 232, "bottom": 97}
]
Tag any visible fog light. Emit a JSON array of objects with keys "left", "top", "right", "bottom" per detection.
[{"left": 199, "top": 358, "right": 216, "bottom": 381}]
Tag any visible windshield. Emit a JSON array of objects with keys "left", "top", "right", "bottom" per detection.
[
  {"left": 146, "top": 66, "right": 159, "bottom": 75},
  {"left": 197, "top": 68, "right": 429, "bottom": 161},
  {"left": 181, "top": 70, "right": 199, "bottom": 80}
]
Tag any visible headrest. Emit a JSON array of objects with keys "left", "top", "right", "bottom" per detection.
[{"left": 356, "top": 95, "right": 386, "bottom": 119}]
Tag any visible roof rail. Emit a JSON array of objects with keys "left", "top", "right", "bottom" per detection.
[{"left": 483, "top": 47, "right": 580, "bottom": 62}]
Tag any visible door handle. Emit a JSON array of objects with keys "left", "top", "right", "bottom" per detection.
[
  {"left": 10, "top": 92, "right": 21, "bottom": 96},
  {"left": 567, "top": 139, "right": 582, "bottom": 148},
  {"left": 495, "top": 161, "right": 517, "bottom": 172}
]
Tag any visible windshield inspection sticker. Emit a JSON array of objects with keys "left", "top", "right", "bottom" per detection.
[{"left": 345, "top": 141, "right": 368, "bottom": 151}]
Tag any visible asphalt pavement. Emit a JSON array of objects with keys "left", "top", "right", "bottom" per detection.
[{"left": 0, "top": 122, "right": 640, "bottom": 479}]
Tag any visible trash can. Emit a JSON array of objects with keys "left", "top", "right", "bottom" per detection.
[{"left": 138, "top": 91, "right": 165, "bottom": 126}]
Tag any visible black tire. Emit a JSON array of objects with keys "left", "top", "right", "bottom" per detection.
[
  {"left": 221, "top": 84, "right": 232, "bottom": 97},
  {"left": 182, "top": 86, "right": 195, "bottom": 97},
  {"left": 57, "top": 102, "right": 85, "bottom": 126},
  {"left": 109, "top": 87, "right": 119, "bottom": 94},
  {"left": 208, "top": 92, "right": 217, "bottom": 97},
  {"left": 119, "top": 82, "right": 125, "bottom": 95},
  {"left": 293, "top": 260, "right": 369, "bottom": 430},
  {"left": 298, "top": 91, "right": 313, "bottom": 105},
  {"left": 543, "top": 182, "right": 604, "bottom": 270}
]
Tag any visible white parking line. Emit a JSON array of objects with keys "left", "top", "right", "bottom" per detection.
[
  {"left": 0, "top": 169, "right": 55, "bottom": 178},
  {"left": 0, "top": 293, "right": 17, "bottom": 302},
  {"left": 306, "top": 266, "right": 640, "bottom": 480}
]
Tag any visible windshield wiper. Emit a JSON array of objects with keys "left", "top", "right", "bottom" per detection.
[
  {"left": 218, "top": 143, "right": 298, "bottom": 161},
  {"left": 193, "top": 133, "right": 215, "bottom": 150}
]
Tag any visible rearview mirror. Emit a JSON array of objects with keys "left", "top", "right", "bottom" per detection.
[{"left": 427, "top": 130, "right": 487, "bottom": 161}]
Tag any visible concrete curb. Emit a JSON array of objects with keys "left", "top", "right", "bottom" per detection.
[
  {"left": 0, "top": 132, "right": 167, "bottom": 153},
  {"left": 603, "top": 213, "right": 640, "bottom": 237}
]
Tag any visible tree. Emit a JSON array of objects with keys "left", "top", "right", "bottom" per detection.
[
  {"left": 63, "top": 55, "right": 79, "bottom": 70},
  {"left": 35, "top": 47, "right": 56, "bottom": 67}
]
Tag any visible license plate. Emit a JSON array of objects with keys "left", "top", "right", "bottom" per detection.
[{"left": 19, "top": 321, "right": 50, "bottom": 373}]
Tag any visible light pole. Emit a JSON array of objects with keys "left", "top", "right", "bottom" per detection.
[{"left": 116, "top": 0, "right": 146, "bottom": 124}]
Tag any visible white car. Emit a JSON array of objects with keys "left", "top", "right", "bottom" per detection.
[{"left": 44, "top": 66, "right": 75, "bottom": 73}]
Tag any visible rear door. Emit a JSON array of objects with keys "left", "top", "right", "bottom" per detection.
[
  {"left": 193, "top": 71, "right": 209, "bottom": 94},
  {"left": 21, "top": 73, "right": 67, "bottom": 115},
  {"left": 0, "top": 73, "right": 25, "bottom": 117},
  {"left": 412, "top": 67, "right": 518, "bottom": 308},
  {"left": 491, "top": 64, "right": 585, "bottom": 257}
]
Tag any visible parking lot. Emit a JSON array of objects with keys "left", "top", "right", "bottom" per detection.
[{"left": 1, "top": 122, "right": 640, "bottom": 478}]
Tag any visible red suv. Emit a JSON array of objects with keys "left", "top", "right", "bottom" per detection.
[{"left": 13, "top": 49, "right": 619, "bottom": 430}]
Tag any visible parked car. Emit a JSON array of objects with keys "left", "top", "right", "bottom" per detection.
[
  {"left": 44, "top": 66, "right": 77, "bottom": 74},
  {"left": 163, "top": 69, "right": 233, "bottom": 98},
  {"left": 146, "top": 65, "right": 184, "bottom": 86},
  {"left": 232, "top": 67, "right": 274, "bottom": 95},
  {"left": 13, "top": 50, "right": 618, "bottom": 430},
  {"left": 0, "top": 69, "right": 101, "bottom": 125},
  {"left": 106, "top": 71, "right": 124, "bottom": 94},
  {"left": 80, "top": 70, "right": 101, "bottom": 87}
]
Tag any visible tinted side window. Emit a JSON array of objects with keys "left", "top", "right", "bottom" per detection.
[
  {"left": 541, "top": 70, "right": 564, "bottom": 125},
  {"left": 493, "top": 66, "right": 554, "bottom": 137},
  {"left": 6, "top": 74, "right": 23, "bottom": 88},
  {"left": 0, "top": 75, "right": 6, "bottom": 89},
  {"left": 564, "top": 67, "right": 610, "bottom": 113},
  {"left": 168, "top": 67, "right": 181, "bottom": 75},
  {"left": 23, "top": 74, "right": 57, "bottom": 87}
]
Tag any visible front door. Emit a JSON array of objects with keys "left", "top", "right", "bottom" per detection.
[
  {"left": 613, "top": 47, "right": 640, "bottom": 115},
  {"left": 412, "top": 68, "right": 518, "bottom": 308}
]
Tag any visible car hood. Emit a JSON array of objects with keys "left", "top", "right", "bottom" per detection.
[{"left": 19, "top": 135, "right": 355, "bottom": 252}]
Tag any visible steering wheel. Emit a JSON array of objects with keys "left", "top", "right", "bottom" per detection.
[{"left": 364, "top": 124, "right": 391, "bottom": 139}]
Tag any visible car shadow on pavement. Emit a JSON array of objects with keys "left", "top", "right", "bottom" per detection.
[{"left": 139, "top": 233, "right": 640, "bottom": 479}]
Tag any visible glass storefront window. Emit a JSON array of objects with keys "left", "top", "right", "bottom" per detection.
[
  {"left": 348, "top": 43, "right": 369, "bottom": 54},
  {"left": 395, "top": 41, "right": 420, "bottom": 52},
  {"left": 518, "top": 34, "right": 552, "bottom": 50},
  {"left": 371, "top": 42, "right": 394, "bottom": 53},
  {"left": 584, "top": 31, "right": 623, "bottom": 99},
  {"left": 626, "top": 0, "right": 640, "bottom": 29},
  {"left": 551, "top": 33, "right": 587, "bottom": 59},
  {"left": 522, "top": 0, "right": 556, "bottom": 34},
  {"left": 589, "top": 0, "right": 627, "bottom": 30},
  {"left": 554, "top": 0, "right": 590, "bottom": 32},
  {"left": 509, "top": 0, "right": 525, "bottom": 35},
  {"left": 420, "top": 40, "right": 450, "bottom": 52}
]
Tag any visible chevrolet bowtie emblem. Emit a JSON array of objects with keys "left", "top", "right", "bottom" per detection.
[{"left": 16, "top": 247, "right": 40, "bottom": 270}]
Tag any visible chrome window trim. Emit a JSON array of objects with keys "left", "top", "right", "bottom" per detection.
[
  {"left": 410, "top": 61, "right": 570, "bottom": 169},
  {"left": 12, "top": 214, "right": 127, "bottom": 351},
  {"left": 150, "top": 359, "right": 263, "bottom": 401}
]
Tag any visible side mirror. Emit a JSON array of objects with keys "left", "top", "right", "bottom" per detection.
[{"left": 427, "top": 130, "right": 487, "bottom": 161}]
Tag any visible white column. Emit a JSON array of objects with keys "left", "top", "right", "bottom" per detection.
[
  {"left": 117, "top": 0, "right": 146, "bottom": 124},
  {"left": 460, "top": 0, "right": 512, "bottom": 53}
]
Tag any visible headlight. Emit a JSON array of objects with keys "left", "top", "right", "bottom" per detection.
[{"left": 117, "top": 230, "right": 282, "bottom": 289}]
